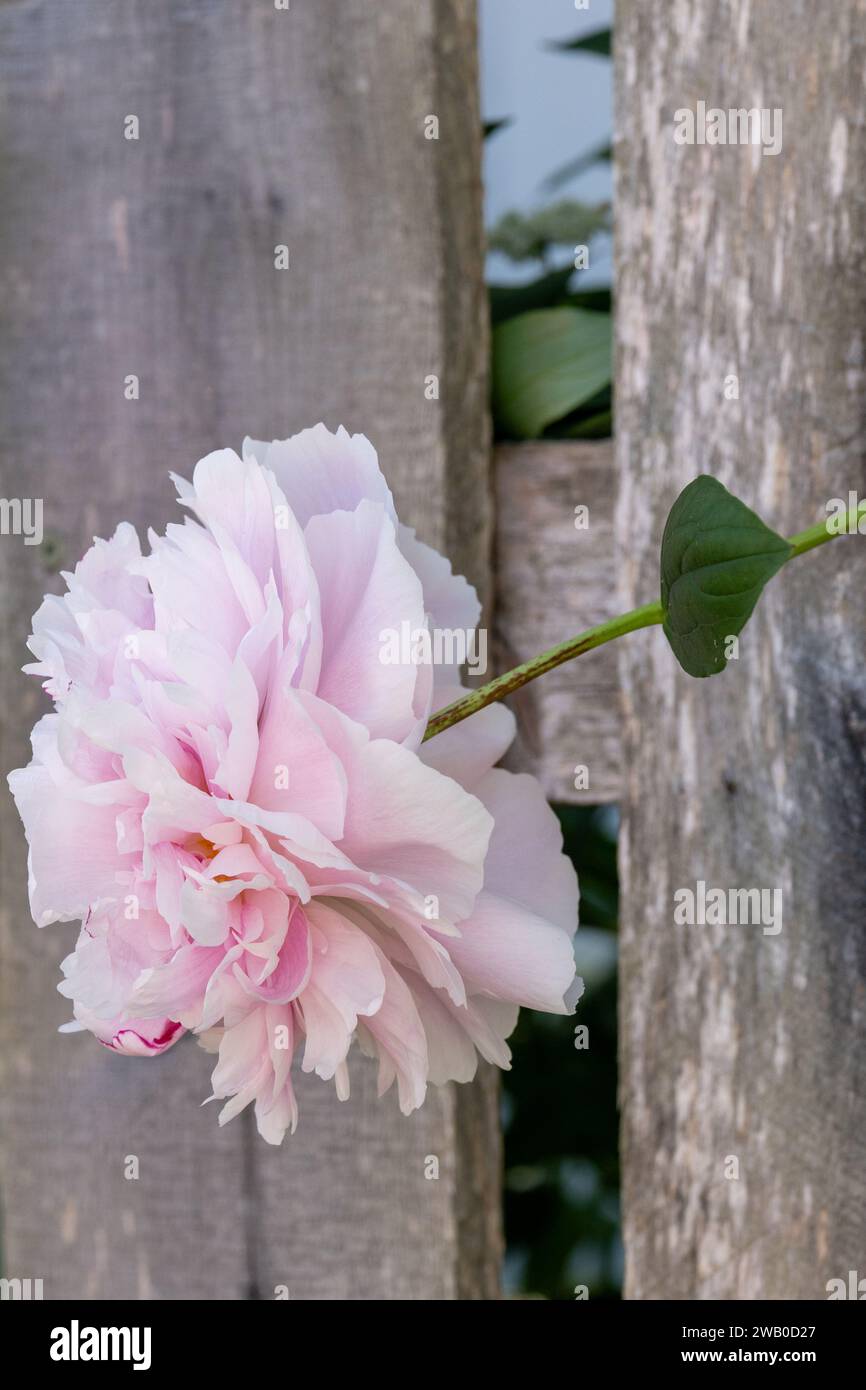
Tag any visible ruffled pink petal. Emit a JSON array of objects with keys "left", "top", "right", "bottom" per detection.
[
  {"left": 298, "top": 901, "right": 385, "bottom": 1080},
  {"left": 396, "top": 967, "right": 480, "bottom": 1086},
  {"left": 129, "top": 942, "right": 224, "bottom": 1025},
  {"left": 234, "top": 896, "right": 312, "bottom": 1004},
  {"left": 8, "top": 764, "right": 130, "bottom": 925},
  {"left": 249, "top": 683, "right": 347, "bottom": 842},
  {"left": 305, "top": 500, "right": 428, "bottom": 742},
  {"left": 244, "top": 424, "right": 395, "bottom": 528},
  {"left": 337, "top": 729, "right": 493, "bottom": 924},
  {"left": 172, "top": 449, "right": 278, "bottom": 592},
  {"left": 209, "top": 1002, "right": 298, "bottom": 1144},
  {"left": 357, "top": 946, "right": 428, "bottom": 1115},
  {"left": 476, "top": 768, "right": 579, "bottom": 933},
  {"left": 397, "top": 525, "right": 481, "bottom": 679},
  {"left": 143, "top": 520, "right": 251, "bottom": 659},
  {"left": 213, "top": 656, "right": 260, "bottom": 801},
  {"left": 439, "top": 889, "right": 576, "bottom": 1014},
  {"left": 419, "top": 685, "right": 516, "bottom": 786},
  {"left": 75, "top": 1005, "right": 183, "bottom": 1056}
]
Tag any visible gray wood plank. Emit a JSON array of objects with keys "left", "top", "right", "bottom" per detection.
[
  {"left": 495, "top": 441, "right": 621, "bottom": 805},
  {"left": 616, "top": 0, "right": 866, "bottom": 1298},
  {"left": 0, "top": 0, "right": 496, "bottom": 1300}
]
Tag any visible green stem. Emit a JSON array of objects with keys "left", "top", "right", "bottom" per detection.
[
  {"left": 787, "top": 502, "right": 862, "bottom": 558},
  {"left": 422, "top": 501, "right": 862, "bottom": 744},
  {"left": 422, "top": 600, "right": 663, "bottom": 742}
]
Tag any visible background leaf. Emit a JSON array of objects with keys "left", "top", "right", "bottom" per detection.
[
  {"left": 542, "top": 141, "right": 613, "bottom": 193},
  {"left": 547, "top": 27, "right": 612, "bottom": 57},
  {"left": 483, "top": 116, "right": 513, "bottom": 140},
  {"left": 567, "top": 286, "right": 611, "bottom": 315},
  {"left": 492, "top": 307, "right": 611, "bottom": 440},
  {"left": 660, "top": 476, "right": 792, "bottom": 678},
  {"left": 563, "top": 408, "right": 612, "bottom": 440},
  {"left": 554, "top": 384, "right": 612, "bottom": 440},
  {"left": 504, "top": 805, "right": 621, "bottom": 1301},
  {"left": 489, "top": 266, "right": 576, "bottom": 326},
  {"left": 488, "top": 199, "right": 611, "bottom": 264}
]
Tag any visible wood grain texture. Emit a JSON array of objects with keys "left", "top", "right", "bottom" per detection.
[
  {"left": 0, "top": 0, "right": 497, "bottom": 1300},
  {"left": 495, "top": 442, "right": 621, "bottom": 804},
  {"left": 616, "top": 0, "right": 866, "bottom": 1298}
]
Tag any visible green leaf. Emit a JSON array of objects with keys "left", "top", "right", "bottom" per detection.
[
  {"left": 550, "top": 385, "right": 612, "bottom": 439},
  {"left": 547, "top": 27, "right": 612, "bottom": 57},
  {"left": 567, "top": 286, "right": 612, "bottom": 315},
  {"left": 492, "top": 307, "right": 611, "bottom": 439},
  {"left": 562, "top": 408, "right": 612, "bottom": 440},
  {"left": 489, "top": 267, "right": 575, "bottom": 325},
  {"left": 542, "top": 141, "right": 612, "bottom": 193},
  {"left": 660, "top": 476, "right": 792, "bottom": 678}
]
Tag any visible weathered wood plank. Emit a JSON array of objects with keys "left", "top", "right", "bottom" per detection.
[
  {"left": 0, "top": 0, "right": 496, "bottom": 1300},
  {"left": 616, "top": 0, "right": 866, "bottom": 1298},
  {"left": 495, "top": 441, "right": 621, "bottom": 805},
  {"left": 247, "top": 0, "right": 499, "bottom": 1303}
]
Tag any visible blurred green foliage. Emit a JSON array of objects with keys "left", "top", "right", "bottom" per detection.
[
  {"left": 486, "top": 30, "right": 613, "bottom": 442},
  {"left": 490, "top": 23, "right": 619, "bottom": 1297},
  {"left": 491, "top": 307, "right": 611, "bottom": 440},
  {"left": 542, "top": 141, "right": 613, "bottom": 195},
  {"left": 483, "top": 116, "right": 513, "bottom": 141},
  {"left": 502, "top": 805, "right": 621, "bottom": 1301},
  {"left": 488, "top": 199, "right": 610, "bottom": 265},
  {"left": 546, "top": 26, "right": 612, "bottom": 57}
]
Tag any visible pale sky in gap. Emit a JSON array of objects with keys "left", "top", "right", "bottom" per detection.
[{"left": 480, "top": 0, "right": 614, "bottom": 286}]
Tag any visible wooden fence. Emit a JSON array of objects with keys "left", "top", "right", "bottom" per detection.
[{"left": 0, "top": 0, "right": 863, "bottom": 1300}]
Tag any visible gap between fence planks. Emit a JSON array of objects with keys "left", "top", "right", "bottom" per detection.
[{"left": 495, "top": 441, "right": 622, "bottom": 806}]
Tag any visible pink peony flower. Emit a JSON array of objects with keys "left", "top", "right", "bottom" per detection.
[{"left": 8, "top": 426, "right": 579, "bottom": 1143}]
